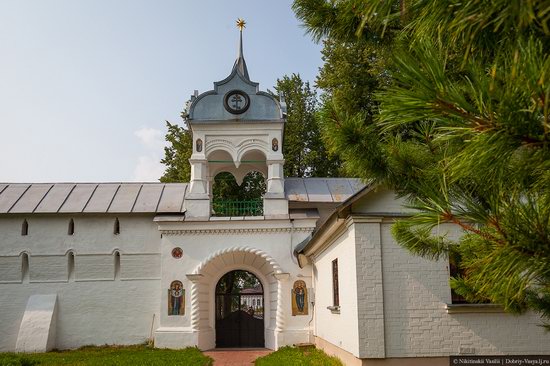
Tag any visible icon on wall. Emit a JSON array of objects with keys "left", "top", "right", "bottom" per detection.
[
  {"left": 168, "top": 280, "right": 185, "bottom": 316},
  {"left": 171, "top": 247, "right": 183, "bottom": 259},
  {"left": 291, "top": 280, "right": 308, "bottom": 316},
  {"left": 272, "top": 138, "right": 279, "bottom": 152},
  {"left": 196, "top": 139, "right": 203, "bottom": 152}
]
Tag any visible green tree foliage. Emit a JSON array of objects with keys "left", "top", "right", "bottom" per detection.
[
  {"left": 160, "top": 120, "right": 192, "bottom": 183},
  {"left": 212, "top": 172, "right": 266, "bottom": 201},
  {"left": 293, "top": 0, "right": 550, "bottom": 325},
  {"left": 275, "top": 73, "right": 343, "bottom": 177}
]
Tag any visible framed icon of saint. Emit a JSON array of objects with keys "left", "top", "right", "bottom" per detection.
[
  {"left": 291, "top": 280, "right": 308, "bottom": 316},
  {"left": 168, "top": 280, "right": 185, "bottom": 316}
]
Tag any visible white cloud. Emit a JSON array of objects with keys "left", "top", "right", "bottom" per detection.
[
  {"left": 133, "top": 155, "right": 165, "bottom": 182},
  {"left": 134, "top": 127, "right": 166, "bottom": 150},
  {"left": 132, "top": 127, "right": 168, "bottom": 181}
]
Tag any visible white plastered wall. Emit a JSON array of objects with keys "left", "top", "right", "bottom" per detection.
[
  {"left": 0, "top": 214, "right": 161, "bottom": 352},
  {"left": 311, "top": 223, "right": 361, "bottom": 357}
]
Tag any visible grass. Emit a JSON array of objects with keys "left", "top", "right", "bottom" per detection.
[
  {"left": 0, "top": 345, "right": 212, "bottom": 366},
  {"left": 255, "top": 346, "right": 342, "bottom": 366}
]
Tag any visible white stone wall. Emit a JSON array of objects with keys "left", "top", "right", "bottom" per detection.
[
  {"left": 354, "top": 219, "right": 385, "bottom": 358},
  {"left": 378, "top": 221, "right": 550, "bottom": 357},
  {"left": 312, "top": 223, "right": 361, "bottom": 357},
  {"left": 0, "top": 281, "right": 159, "bottom": 351},
  {"left": 0, "top": 214, "right": 161, "bottom": 352}
]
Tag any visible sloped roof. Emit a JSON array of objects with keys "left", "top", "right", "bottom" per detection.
[
  {"left": 284, "top": 178, "right": 365, "bottom": 203},
  {"left": 0, "top": 178, "right": 366, "bottom": 214},
  {"left": 0, "top": 183, "right": 187, "bottom": 214}
]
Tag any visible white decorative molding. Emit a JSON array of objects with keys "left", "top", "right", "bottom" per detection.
[
  {"left": 236, "top": 137, "right": 268, "bottom": 148},
  {"left": 189, "top": 281, "right": 200, "bottom": 331},
  {"left": 185, "top": 274, "right": 204, "bottom": 282},
  {"left": 235, "top": 139, "right": 269, "bottom": 161},
  {"left": 275, "top": 277, "right": 287, "bottom": 332},
  {"left": 161, "top": 227, "right": 314, "bottom": 235},
  {"left": 185, "top": 274, "right": 203, "bottom": 331},
  {"left": 187, "top": 246, "right": 284, "bottom": 338},
  {"left": 273, "top": 272, "right": 290, "bottom": 281},
  {"left": 193, "top": 246, "right": 283, "bottom": 275}
]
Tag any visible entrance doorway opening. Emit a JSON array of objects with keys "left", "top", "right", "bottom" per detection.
[{"left": 215, "top": 270, "right": 264, "bottom": 348}]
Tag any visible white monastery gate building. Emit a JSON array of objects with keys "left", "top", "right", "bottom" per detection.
[{"left": 0, "top": 27, "right": 548, "bottom": 366}]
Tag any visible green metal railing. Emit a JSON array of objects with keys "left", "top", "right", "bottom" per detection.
[{"left": 212, "top": 199, "right": 263, "bottom": 217}]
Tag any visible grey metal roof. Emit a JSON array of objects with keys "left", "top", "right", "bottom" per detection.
[
  {"left": 0, "top": 178, "right": 365, "bottom": 214},
  {"left": 0, "top": 183, "right": 187, "bottom": 214},
  {"left": 284, "top": 178, "right": 366, "bottom": 203}
]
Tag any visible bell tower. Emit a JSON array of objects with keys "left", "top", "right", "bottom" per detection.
[{"left": 184, "top": 19, "right": 287, "bottom": 219}]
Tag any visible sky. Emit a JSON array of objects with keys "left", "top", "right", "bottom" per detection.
[{"left": 0, "top": 0, "right": 323, "bottom": 182}]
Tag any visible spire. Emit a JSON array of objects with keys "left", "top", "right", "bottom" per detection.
[{"left": 232, "top": 18, "right": 250, "bottom": 81}]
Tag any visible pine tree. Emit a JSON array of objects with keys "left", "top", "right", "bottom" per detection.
[{"left": 293, "top": 0, "right": 550, "bottom": 325}]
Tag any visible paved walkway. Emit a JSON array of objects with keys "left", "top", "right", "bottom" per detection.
[{"left": 204, "top": 348, "right": 273, "bottom": 366}]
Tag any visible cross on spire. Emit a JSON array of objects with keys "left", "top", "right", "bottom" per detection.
[{"left": 236, "top": 18, "right": 246, "bottom": 31}]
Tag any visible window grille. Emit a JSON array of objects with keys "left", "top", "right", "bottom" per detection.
[{"left": 332, "top": 259, "right": 339, "bottom": 307}]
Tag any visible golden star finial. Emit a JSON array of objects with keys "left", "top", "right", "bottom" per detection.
[{"left": 236, "top": 18, "right": 246, "bottom": 31}]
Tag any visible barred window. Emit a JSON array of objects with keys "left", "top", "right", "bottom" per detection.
[{"left": 332, "top": 259, "right": 339, "bottom": 307}]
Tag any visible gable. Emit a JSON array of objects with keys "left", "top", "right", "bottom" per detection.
[{"left": 351, "top": 186, "right": 414, "bottom": 216}]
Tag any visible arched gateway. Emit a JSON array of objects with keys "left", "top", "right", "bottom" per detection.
[
  {"left": 183, "top": 246, "right": 285, "bottom": 350},
  {"left": 215, "top": 270, "right": 264, "bottom": 348}
]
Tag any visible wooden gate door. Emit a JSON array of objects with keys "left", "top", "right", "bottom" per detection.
[{"left": 215, "top": 270, "right": 264, "bottom": 348}]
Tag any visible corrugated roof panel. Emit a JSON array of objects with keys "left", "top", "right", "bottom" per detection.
[
  {"left": 157, "top": 183, "right": 186, "bottom": 213},
  {"left": 326, "top": 179, "right": 354, "bottom": 202},
  {"left": 84, "top": 184, "right": 120, "bottom": 213},
  {"left": 284, "top": 178, "right": 308, "bottom": 202},
  {"left": 303, "top": 179, "right": 333, "bottom": 202},
  {"left": 59, "top": 184, "right": 97, "bottom": 213},
  {"left": 108, "top": 184, "right": 142, "bottom": 213},
  {"left": 133, "top": 184, "right": 164, "bottom": 212},
  {"left": 34, "top": 183, "right": 75, "bottom": 213},
  {"left": 0, "top": 185, "right": 30, "bottom": 213},
  {"left": 10, "top": 184, "right": 53, "bottom": 213}
]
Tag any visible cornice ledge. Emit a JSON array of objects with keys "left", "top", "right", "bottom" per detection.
[{"left": 160, "top": 227, "right": 314, "bottom": 235}]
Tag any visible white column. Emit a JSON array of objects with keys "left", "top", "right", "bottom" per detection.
[
  {"left": 185, "top": 159, "right": 210, "bottom": 218},
  {"left": 273, "top": 273, "right": 290, "bottom": 333},
  {"left": 187, "top": 159, "right": 208, "bottom": 197},
  {"left": 186, "top": 274, "right": 204, "bottom": 332},
  {"left": 265, "top": 160, "right": 285, "bottom": 198},
  {"left": 264, "top": 160, "right": 288, "bottom": 217}
]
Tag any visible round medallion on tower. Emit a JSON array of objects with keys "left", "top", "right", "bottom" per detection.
[{"left": 223, "top": 89, "right": 250, "bottom": 114}]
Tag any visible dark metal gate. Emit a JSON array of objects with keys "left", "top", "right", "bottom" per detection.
[{"left": 215, "top": 270, "right": 264, "bottom": 348}]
